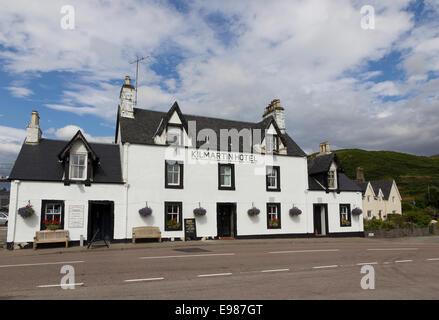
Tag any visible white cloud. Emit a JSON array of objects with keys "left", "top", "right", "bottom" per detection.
[
  {"left": 370, "top": 81, "right": 400, "bottom": 96},
  {"left": 5, "top": 86, "right": 33, "bottom": 98},
  {"left": 0, "top": 126, "right": 26, "bottom": 174},
  {"left": 0, "top": 0, "right": 438, "bottom": 155},
  {"left": 52, "top": 125, "right": 113, "bottom": 143}
]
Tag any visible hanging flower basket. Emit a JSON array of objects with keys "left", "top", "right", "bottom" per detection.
[
  {"left": 247, "top": 207, "right": 260, "bottom": 216},
  {"left": 351, "top": 207, "right": 363, "bottom": 215},
  {"left": 194, "top": 207, "right": 206, "bottom": 216},
  {"left": 18, "top": 203, "right": 35, "bottom": 218},
  {"left": 289, "top": 207, "right": 302, "bottom": 216},
  {"left": 139, "top": 206, "right": 152, "bottom": 217}
]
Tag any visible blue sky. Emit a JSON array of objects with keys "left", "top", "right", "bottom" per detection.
[{"left": 0, "top": 0, "right": 438, "bottom": 179}]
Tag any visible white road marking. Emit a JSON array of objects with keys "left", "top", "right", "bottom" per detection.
[
  {"left": 356, "top": 262, "right": 378, "bottom": 265},
  {"left": 140, "top": 253, "right": 235, "bottom": 259},
  {"left": 197, "top": 273, "right": 233, "bottom": 278},
  {"left": 312, "top": 265, "right": 338, "bottom": 269},
  {"left": 124, "top": 277, "right": 164, "bottom": 282},
  {"left": 269, "top": 249, "right": 339, "bottom": 254},
  {"left": 261, "top": 268, "right": 290, "bottom": 273},
  {"left": 395, "top": 260, "right": 413, "bottom": 263},
  {"left": 427, "top": 258, "right": 439, "bottom": 261},
  {"left": 37, "top": 283, "right": 84, "bottom": 288},
  {"left": 383, "top": 262, "right": 392, "bottom": 264},
  {"left": 367, "top": 248, "right": 418, "bottom": 251},
  {"left": 0, "top": 261, "right": 84, "bottom": 268}
]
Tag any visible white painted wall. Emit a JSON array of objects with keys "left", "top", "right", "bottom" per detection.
[
  {"left": 7, "top": 142, "right": 364, "bottom": 244},
  {"left": 125, "top": 144, "right": 310, "bottom": 238},
  {"left": 7, "top": 181, "right": 125, "bottom": 243},
  {"left": 306, "top": 190, "right": 364, "bottom": 234}
]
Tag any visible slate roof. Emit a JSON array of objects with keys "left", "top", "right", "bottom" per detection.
[
  {"left": 307, "top": 153, "right": 336, "bottom": 175},
  {"left": 9, "top": 139, "right": 123, "bottom": 183},
  {"left": 370, "top": 180, "right": 394, "bottom": 200},
  {"left": 308, "top": 173, "right": 362, "bottom": 192},
  {"left": 307, "top": 153, "right": 362, "bottom": 192},
  {"left": 117, "top": 107, "right": 307, "bottom": 157},
  {"left": 353, "top": 179, "right": 394, "bottom": 199},
  {"left": 354, "top": 181, "right": 370, "bottom": 195}
]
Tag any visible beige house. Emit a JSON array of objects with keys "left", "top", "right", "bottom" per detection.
[{"left": 355, "top": 168, "right": 402, "bottom": 220}]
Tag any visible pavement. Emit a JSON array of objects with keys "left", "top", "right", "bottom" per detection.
[{"left": 0, "top": 235, "right": 439, "bottom": 299}]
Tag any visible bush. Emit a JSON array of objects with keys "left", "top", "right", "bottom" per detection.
[{"left": 404, "top": 210, "right": 431, "bottom": 227}]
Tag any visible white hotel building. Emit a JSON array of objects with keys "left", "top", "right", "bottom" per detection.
[{"left": 7, "top": 77, "right": 363, "bottom": 249}]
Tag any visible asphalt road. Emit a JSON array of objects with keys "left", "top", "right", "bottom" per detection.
[{"left": 0, "top": 237, "right": 438, "bottom": 299}]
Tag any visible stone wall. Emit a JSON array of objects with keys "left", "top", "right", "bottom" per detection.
[{"left": 365, "top": 225, "right": 439, "bottom": 238}]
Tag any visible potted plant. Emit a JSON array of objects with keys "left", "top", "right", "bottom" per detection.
[
  {"left": 139, "top": 206, "right": 152, "bottom": 216},
  {"left": 247, "top": 207, "right": 260, "bottom": 216},
  {"left": 268, "top": 218, "right": 280, "bottom": 228},
  {"left": 289, "top": 206, "right": 302, "bottom": 216},
  {"left": 341, "top": 218, "right": 351, "bottom": 227},
  {"left": 18, "top": 201, "right": 35, "bottom": 218},
  {"left": 194, "top": 207, "right": 206, "bottom": 216},
  {"left": 351, "top": 207, "right": 363, "bottom": 215},
  {"left": 43, "top": 219, "right": 61, "bottom": 230},
  {"left": 166, "top": 218, "right": 181, "bottom": 230}
]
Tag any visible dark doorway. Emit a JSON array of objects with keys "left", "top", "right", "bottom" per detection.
[
  {"left": 217, "top": 203, "right": 237, "bottom": 238},
  {"left": 88, "top": 201, "right": 114, "bottom": 242},
  {"left": 313, "top": 204, "right": 329, "bottom": 236}
]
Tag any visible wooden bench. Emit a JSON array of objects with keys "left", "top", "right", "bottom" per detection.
[
  {"left": 132, "top": 226, "right": 162, "bottom": 243},
  {"left": 34, "top": 230, "right": 69, "bottom": 250}
]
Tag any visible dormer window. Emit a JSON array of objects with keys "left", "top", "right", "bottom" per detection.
[
  {"left": 70, "top": 154, "right": 87, "bottom": 180},
  {"left": 328, "top": 170, "right": 336, "bottom": 189},
  {"left": 266, "top": 134, "right": 278, "bottom": 153},
  {"left": 167, "top": 126, "right": 183, "bottom": 146},
  {"left": 58, "top": 130, "right": 99, "bottom": 186}
]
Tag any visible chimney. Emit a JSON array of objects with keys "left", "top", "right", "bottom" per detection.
[
  {"left": 356, "top": 167, "right": 365, "bottom": 182},
  {"left": 262, "top": 99, "right": 286, "bottom": 134},
  {"left": 318, "top": 141, "right": 330, "bottom": 155},
  {"left": 25, "top": 111, "right": 42, "bottom": 144},
  {"left": 119, "top": 75, "right": 135, "bottom": 119}
]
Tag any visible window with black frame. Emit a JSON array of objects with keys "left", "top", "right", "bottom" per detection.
[
  {"left": 165, "top": 160, "right": 183, "bottom": 189},
  {"left": 165, "top": 202, "right": 182, "bottom": 231},
  {"left": 267, "top": 203, "right": 281, "bottom": 229},
  {"left": 339, "top": 204, "right": 351, "bottom": 227},
  {"left": 266, "top": 166, "right": 280, "bottom": 191},
  {"left": 40, "top": 200, "right": 65, "bottom": 230},
  {"left": 218, "top": 163, "right": 235, "bottom": 190}
]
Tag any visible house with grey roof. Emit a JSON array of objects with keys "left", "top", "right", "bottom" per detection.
[
  {"left": 6, "top": 76, "right": 364, "bottom": 249},
  {"left": 354, "top": 167, "right": 402, "bottom": 219}
]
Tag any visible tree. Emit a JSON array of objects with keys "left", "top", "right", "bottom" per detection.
[{"left": 425, "top": 185, "right": 439, "bottom": 209}]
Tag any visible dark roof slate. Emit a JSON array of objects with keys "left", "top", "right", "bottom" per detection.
[
  {"left": 307, "top": 153, "right": 335, "bottom": 175},
  {"left": 118, "top": 107, "right": 307, "bottom": 157},
  {"left": 370, "top": 180, "right": 394, "bottom": 200},
  {"left": 9, "top": 139, "right": 123, "bottom": 183}
]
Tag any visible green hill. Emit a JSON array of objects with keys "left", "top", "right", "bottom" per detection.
[{"left": 332, "top": 149, "right": 439, "bottom": 204}]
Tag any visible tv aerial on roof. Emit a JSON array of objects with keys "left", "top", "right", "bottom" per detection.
[{"left": 130, "top": 55, "right": 150, "bottom": 106}]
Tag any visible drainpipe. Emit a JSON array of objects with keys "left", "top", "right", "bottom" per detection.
[
  {"left": 124, "top": 143, "right": 130, "bottom": 240},
  {"left": 8, "top": 180, "right": 20, "bottom": 249}
]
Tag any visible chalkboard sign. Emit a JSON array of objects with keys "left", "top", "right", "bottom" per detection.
[{"left": 184, "top": 218, "right": 197, "bottom": 241}]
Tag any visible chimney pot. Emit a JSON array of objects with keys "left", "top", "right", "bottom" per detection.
[
  {"left": 25, "top": 110, "right": 42, "bottom": 144},
  {"left": 125, "top": 76, "right": 131, "bottom": 85},
  {"left": 356, "top": 167, "right": 365, "bottom": 182},
  {"left": 318, "top": 141, "right": 330, "bottom": 155}
]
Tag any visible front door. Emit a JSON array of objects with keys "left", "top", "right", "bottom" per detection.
[
  {"left": 217, "top": 203, "right": 236, "bottom": 238},
  {"left": 88, "top": 201, "right": 114, "bottom": 241},
  {"left": 313, "top": 204, "right": 328, "bottom": 236}
]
